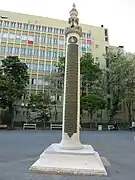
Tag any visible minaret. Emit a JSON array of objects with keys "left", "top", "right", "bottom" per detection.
[{"left": 59, "top": 3, "right": 83, "bottom": 150}]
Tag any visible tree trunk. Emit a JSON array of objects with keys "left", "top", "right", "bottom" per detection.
[
  {"left": 127, "top": 102, "right": 132, "bottom": 125},
  {"left": 54, "top": 105, "right": 57, "bottom": 122},
  {"left": 43, "top": 120, "right": 46, "bottom": 130},
  {"left": 89, "top": 111, "right": 93, "bottom": 130},
  {"left": 8, "top": 103, "right": 14, "bottom": 129}
]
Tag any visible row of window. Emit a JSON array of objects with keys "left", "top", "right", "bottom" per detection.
[
  {"left": 27, "top": 64, "right": 56, "bottom": 71},
  {"left": 0, "top": 20, "right": 64, "bottom": 34},
  {"left": 0, "top": 33, "right": 65, "bottom": 45},
  {"left": 0, "top": 46, "right": 65, "bottom": 58},
  {"left": 30, "top": 78, "right": 44, "bottom": 85},
  {"left": 0, "top": 20, "right": 91, "bottom": 38},
  {"left": 0, "top": 33, "right": 92, "bottom": 45}
]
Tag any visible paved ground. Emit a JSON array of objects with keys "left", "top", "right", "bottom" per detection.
[{"left": 0, "top": 130, "right": 135, "bottom": 180}]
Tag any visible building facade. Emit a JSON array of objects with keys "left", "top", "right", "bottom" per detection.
[
  {"left": 0, "top": 10, "right": 110, "bottom": 124},
  {"left": 0, "top": 11, "right": 109, "bottom": 96}
]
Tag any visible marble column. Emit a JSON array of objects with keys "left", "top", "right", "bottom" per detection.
[{"left": 59, "top": 3, "right": 83, "bottom": 150}]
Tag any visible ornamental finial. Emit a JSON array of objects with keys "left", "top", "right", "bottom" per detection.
[
  {"left": 73, "top": 3, "right": 76, "bottom": 8},
  {"left": 65, "top": 3, "right": 82, "bottom": 37}
]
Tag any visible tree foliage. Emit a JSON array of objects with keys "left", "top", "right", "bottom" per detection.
[
  {"left": 80, "top": 53, "right": 102, "bottom": 92},
  {"left": 0, "top": 56, "right": 29, "bottom": 127},
  {"left": 29, "top": 92, "right": 52, "bottom": 128},
  {"left": 53, "top": 53, "right": 104, "bottom": 121},
  {"left": 81, "top": 93, "right": 106, "bottom": 121},
  {"left": 104, "top": 51, "right": 135, "bottom": 123}
]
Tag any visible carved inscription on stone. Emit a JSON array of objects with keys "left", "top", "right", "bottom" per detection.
[{"left": 64, "top": 43, "right": 78, "bottom": 137}]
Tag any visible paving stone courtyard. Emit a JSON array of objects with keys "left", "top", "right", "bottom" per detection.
[{"left": 0, "top": 130, "right": 135, "bottom": 180}]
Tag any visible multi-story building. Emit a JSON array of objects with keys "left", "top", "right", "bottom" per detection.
[
  {"left": 0, "top": 11, "right": 109, "bottom": 97},
  {"left": 109, "top": 45, "right": 124, "bottom": 53},
  {"left": 0, "top": 10, "right": 110, "bottom": 123}
]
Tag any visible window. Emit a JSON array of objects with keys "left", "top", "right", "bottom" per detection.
[
  {"left": 36, "top": 25, "right": 41, "bottom": 31},
  {"left": 87, "top": 33, "right": 91, "bottom": 39},
  {"left": 47, "top": 38, "right": 52, "bottom": 44},
  {"left": 38, "top": 65, "right": 44, "bottom": 71},
  {"left": 31, "top": 78, "right": 34, "bottom": 84},
  {"left": 34, "top": 49, "right": 39, "bottom": 56},
  {"left": 45, "top": 65, "right": 51, "bottom": 71},
  {"left": 8, "top": 47, "right": 13, "bottom": 54},
  {"left": 35, "top": 36, "right": 40, "bottom": 42},
  {"left": 82, "top": 33, "right": 86, "bottom": 38},
  {"left": 105, "top": 46, "right": 109, "bottom": 54},
  {"left": 52, "top": 65, "right": 57, "bottom": 71},
  {"left": 105, "top": 37, "right": 108, "bottom": 41},
  {"left": 0, "top": 21, "right": 2, "bottom": 27},
  {"left": 33, "top": 64, "right": 38, "bottom": 70},
  {"left": 95, "top": 57, "right": 99, "bottom": 61},
  {"left": 41, "top": 37, "right": 46, "bottom": 43},
  {"left": 59, "top": 39, "right": 64, "bottom": 45},
  {"left": 0, "top": 46, "right": 6, "bottom": 53},
  {"left": 48, "top": 27, "right": 53, "bottom": 33},
  {"left": 21, "top": 48, "right": 26, "bottom": 55},
  {"left": 40, "top": 50, "right": 45, "bottom": 57},
  {"left": 42, "top": 26, "right": 47, "bottom": 32},
  {"left": 2, "top": 33, "right": 8, "bottom": 39},
  {"left": 54, "top": 28, "right": 58, "bottom": 34},
  {"left": 106, "top": 58, "right": 109, "bottom": 68},
  {"left": 17, "top": 23, "right": 22, "bottom": 29},
  {"left": 3, "top": 21, "right": 9, "bottom": 27},
  {"left": 27, "top": 64, "right": 30, "bottom": 69},
  {"left": 34, "top": 79, "right": 43, "bottom": 85},
  {"left": 27, "top": 49, "right": 33, "bottom": 56},
  {"left": 53, "top": 38, "right": 58, "bottom": 44},
  {"left": 46, "top": 51, "right": 52, "bottom": 58},
  {"left": 105, "top": 29, "right": 108, "bottom": 36},
  {"left": 52, "top": 51, "right": 57, "bottom": 59},
  {"left": 59, "top": 51, "right": 63, "bottom": 57},
  {"left": 59, "top": 29, "right": 64, "bottom": 34},
  {"left": 95, "top": 44, "right": 99, "bottom": 48},
  {"left": 23, "top": 24, "right": 28, "bottom": 30},
  {"left": 10, "top": 22, "right": 16, "bottom": 28},
  {"left": 14, "top": 47, "right": 19, "bottom": 54},
  {"left": 30, "top": 25, "right": 35, "bottom": 30}
]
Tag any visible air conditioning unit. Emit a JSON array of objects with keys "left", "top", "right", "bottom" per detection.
[{"left": 0, "top": 16, "right": 8, "bottom": 19}]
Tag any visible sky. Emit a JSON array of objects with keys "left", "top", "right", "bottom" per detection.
[{"left": 0, "top": 0, "right": 135, "bottom": 53}]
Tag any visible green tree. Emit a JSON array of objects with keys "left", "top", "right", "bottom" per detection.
[
  {"left": 122, "top": 53, "right": 135, "bottom": 124},
  {"left": 53, "top": 53, "right": 103, "bottom": 121},
  {"left": 104, "top": 51, "right": 135, "bottom": 123},
  {"left": 0, "top": 56, "right": 29, "bottom": 128},
  {"left": 81, "top": 93, "right": 106, "bottom": 122},
  {"left": 80, "top": 53, "right": 102, "bottom": 95},
  {"left": 29, "top": 92, "right": 52, "bottom": 129},
  {"left": 54, "top": 57, "right": 65, "bottom": 92},
  {"left": 54, "top": 53, "right": 102, "bottom": 95}
]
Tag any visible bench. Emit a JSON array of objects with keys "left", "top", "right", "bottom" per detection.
[
  {"left": 108, "top": 125, "right": 115, "bottom": 131},
  {"left": 50, "top": 124, "right": 82, "bottom": 130},
  {"left": 50, "top": 123, "right": 62, "bottom": 130},
  {"left": 23, "top": 123, "right": 36, "bottom": 130},
  {"left": 0, "top": 124, "right": 7, "bottom": 129}
]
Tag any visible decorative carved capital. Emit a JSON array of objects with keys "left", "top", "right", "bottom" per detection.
[{"left": 65, "top": 3, "right": 82, "bottom": 37}]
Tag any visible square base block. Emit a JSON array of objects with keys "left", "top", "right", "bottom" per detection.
[{"left": 29, "top": 143, "right": 107, "bottom": 176}]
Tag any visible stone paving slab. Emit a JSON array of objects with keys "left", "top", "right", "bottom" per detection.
[{"left": 0, "top": 130, "right": 135, "bottom": 180}]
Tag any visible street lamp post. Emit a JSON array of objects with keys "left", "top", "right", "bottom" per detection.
[{"left": 21, "top": 103, "right": 29, "bottom": 124}]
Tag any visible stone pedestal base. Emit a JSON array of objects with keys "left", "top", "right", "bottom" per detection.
[{"left": 29, "top": 143, "right": 107, "bottom": 176}]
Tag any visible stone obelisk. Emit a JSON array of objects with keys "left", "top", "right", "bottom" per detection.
[
  {"left": 59, "top": 3, "right": 83, "bottom": 150},
  {"left": 29, "top": 4, "right": 107, "bottom": 176}
]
